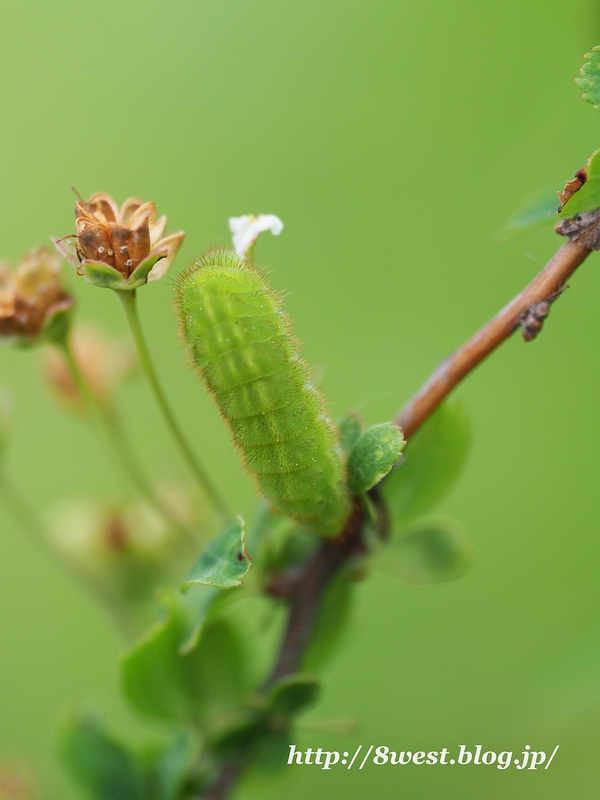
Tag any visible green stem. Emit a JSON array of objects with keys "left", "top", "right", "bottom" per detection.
[
  {"left": 0, "top": 473, "right": 48, "bottom": 545},
  {"left": 116, "top": 289, "right": 227, "bottom": 520},
  {"left": 56, "top": 335, "right": 195, "bottom": 541}
]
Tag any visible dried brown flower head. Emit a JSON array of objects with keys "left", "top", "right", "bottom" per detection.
[
  {"left": 53, "top": 191, "right": 185, "bottom": 290},
  {"left": 0, "top": 248, "right": 73, "bottom": 344}
]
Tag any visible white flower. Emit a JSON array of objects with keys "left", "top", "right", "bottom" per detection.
[{"left": 228, "top": 214, "right": 284, "bottom": 258}]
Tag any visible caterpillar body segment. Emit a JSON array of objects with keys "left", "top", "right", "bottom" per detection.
[{"left": 176, "top": 250, "right": 350, "bottom": 536}]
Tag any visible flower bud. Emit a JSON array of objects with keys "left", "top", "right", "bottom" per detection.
[{"left": 53, "top": 192, "right": 185, "bottom": 291}]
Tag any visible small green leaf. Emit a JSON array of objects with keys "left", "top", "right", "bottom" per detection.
[
  {"left": 184, "top": 517, "right": 250, "bottom": 589},
  {"left": 209, "top": 712, "right": 265, "bottom": 758},
  {"left": 576, "top": 46, "right": 600, "bottom": 111},
  {"left": 79, "top": 254, "right": 166, "bottom": 290},
  {"left": 178, "top": 584, "right": 222, "bottom": 655},
  {"left": 382, "top": 400, "right": 471, "bottom": 525},
  {"left": 336, "top": 412, "right": 364, "bottom": 458},
  {"left": 60, "top": 712, "right": 147, "bottom": 800},
  {"left": 40, "top": 301, "right": 74, "bottom": 345},
  {"left": 82, "top": 261, "right": 133, "bottom": 290},
  {"left": 152, "top": 732, "right": 201, "bottom": 800},
  {"left": 347, "top": 422, "right": 405, "bottom": 494},
  {"left": 121, "top": 600, "right": 193, "bottom": 723},
  {"left": 121, "top": 596, "right": 247, "bottom": 726},
  {"left": 556, "top": 149, "right": 600, "bottom": 218},
  {"left": 266, "top": 674, "right": 320, "bottom": 719},
  {"left": 375, "top": 517, "right": 473, "bottom": 584},
  {"left": 128, "top": 254, "right": 167, "bottom": 288}
]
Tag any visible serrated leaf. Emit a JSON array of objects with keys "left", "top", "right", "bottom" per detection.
[
  {"left": 347, "top": 422, "right": 405, "bottom": 494},
  {"left": 60, "top": 712, "right": 147, "bottom": 800},
  {"left": 382, "top": 400, "right": 471, "bottom": 525},
  {"left": 576, "top": 46, "right": 600, "bottom": 111},
  {"left": 375, "top": 517, "right": 473, "bottom": 584},
  {"left": 183, "top": 517, "right": 250, "bottom": 589},
  {"left": 337, "top": 412, "right": 364, "bottom": 458},
  {"left": 266, "top": 674, "right": 320, "bottom": 718},
  {"left": 556, "top": 149, "right": 600, "bottom": 218},
  {"left": 121, "top": 596, "right": 247, "bottom": 725}
]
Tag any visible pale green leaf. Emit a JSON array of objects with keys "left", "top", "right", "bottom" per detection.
[
  {"left": 184, "top": 517, "right": 250, "bottom": 589},
  {"left": 382, "top": 400, "right": 471, "bottom": 525},
  {"left": 121, "top": 596, "right": 247, "bottom": 725},
  {"left": 502, "top": 194, "right": 558, "bottom": 237},
  {"left": 337, "top": 412, "right": 364, "bottom": 458},
  {"left": 375, "top": 517, "right": 473, "bottom": 584},
  {"left": 347, "top": 422, "right": 405, "bottom": 494}
]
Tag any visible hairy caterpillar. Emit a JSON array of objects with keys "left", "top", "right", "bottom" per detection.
[{"left": 175, "top": 250, "right": 350, "bottom": 536}]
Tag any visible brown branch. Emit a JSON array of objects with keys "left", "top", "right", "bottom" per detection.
[
  {"left": 201, "top": 761, "right": 243, "bottom": 800},
  {"left": 201, "top": 238, "right": 593, "bottom": 800},
  {"left": 396, "top": 240, "right": 591, "bottom": 440},
  {"left": 265, "top": 498, "right": 366, "bottom": 686}
]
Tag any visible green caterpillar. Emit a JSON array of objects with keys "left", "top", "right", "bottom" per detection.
[{"left": 175, "top": 250, "right": 350, "bottom": 536}]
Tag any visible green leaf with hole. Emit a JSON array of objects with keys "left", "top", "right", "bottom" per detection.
[
  {"left": 347, "top": 422, "right": 405, "bottom": 494},
  {"left": 576, "top": 46, "right": 600, "bottom": 111},
  {"left": 184, "top": 517, "right": 250, "bottom": 589},
  {"left": 556, "top": 149, "right": 600, "bottom": 218},
  {"left": 375, "top": 517, "right": 473, "bottom": 583},
  {"left": 382, "top": 400, "right": 471, "bottom": 525},
  {"left": 60, "top": 712, "right": 147, "bottom": 800}
]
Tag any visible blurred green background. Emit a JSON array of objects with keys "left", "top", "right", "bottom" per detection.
[{"left": 1, "top": 0, "right": 600, "bottom": 797}]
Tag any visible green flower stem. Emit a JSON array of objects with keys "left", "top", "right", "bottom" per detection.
[
  {"left": 115, "top": 289, "right": 228, "bottom": 520},
  {"left": 55, "top": 335, "right": 195, "bottom": 541},
  {"left": 0, "top": 473, "right": 49, "bottom": 548}
]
